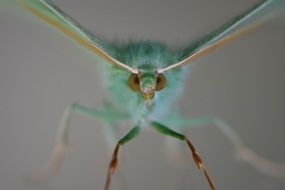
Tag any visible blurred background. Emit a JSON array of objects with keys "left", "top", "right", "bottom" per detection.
[{"left": 0, "top": 0, "right": 284, "bottom": 189}]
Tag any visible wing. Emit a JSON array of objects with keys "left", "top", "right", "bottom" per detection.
[
  {"left": 158, "top": 0, "right": 284, "bottom": 73},
  {"left": 19, "top": 0, "right": 138, "bottom": 73}
]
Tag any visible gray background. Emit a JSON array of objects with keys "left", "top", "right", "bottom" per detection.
[{"left": 0, "top": 0, "right": 285, "bottom": 190}]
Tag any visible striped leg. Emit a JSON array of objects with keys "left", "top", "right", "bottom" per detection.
[
  {"left": 104, "top": 126, "right": 141, "bottom": 190},
  {"left": 151, "top": 121, "right": 216, "bottom": 190}
]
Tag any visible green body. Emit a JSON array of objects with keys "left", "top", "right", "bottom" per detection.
[{"left": 103, "top": 42, "right": 188, "bottom": 126}]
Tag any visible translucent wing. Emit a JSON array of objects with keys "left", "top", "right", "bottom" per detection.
[
  {"left": 158, "top": 0, "right": 284, "bottom": 73},
  {"left": 19, "top": 0, "right": 138, "bottom": 73}
]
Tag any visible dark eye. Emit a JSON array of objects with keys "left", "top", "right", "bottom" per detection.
[
  {"left": 156, "top": 73, "right": 166, "bottom": 91},
  {"left": 128, "top": 74, "right": 140, "bottom": 92}
]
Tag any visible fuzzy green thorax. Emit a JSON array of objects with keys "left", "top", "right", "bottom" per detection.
[{"left": 103, "top": 41, "right": 185, "bottom": 120}]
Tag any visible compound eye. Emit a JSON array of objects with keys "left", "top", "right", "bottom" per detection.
[
  {"left": 156, "top": 73, "right": 166, "bottom": 91},
  {"left": 128, "top": 74, "right": 140, "bottom": 92}
]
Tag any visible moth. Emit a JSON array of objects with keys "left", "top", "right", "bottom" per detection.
[{"left": 19, "top": 0, "right": 285, "bottom": 189}]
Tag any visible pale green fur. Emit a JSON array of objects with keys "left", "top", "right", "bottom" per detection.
[{"left": 102, "top": 41, "right": 189, "bottom": 124}]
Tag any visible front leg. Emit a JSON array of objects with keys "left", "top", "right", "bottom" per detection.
[
  {"left": 104, "top": 126, "right": 141, "bottom": 190},
  {"left": 151, "top": 121, "right": 216, "bottom": 190}
]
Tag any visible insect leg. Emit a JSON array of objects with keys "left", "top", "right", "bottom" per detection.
[
  {"left": 151, "top": 121, "right": 216, "bottom": 190},
  {"left": 26, "top": 103, "right": 125, "bottom": 185},
  {"left": 104, "top": 126, "right": 141, "bottom": 190},
  {"left": 169, "top": 115, "right": 285, "bottom": 179}
]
